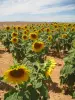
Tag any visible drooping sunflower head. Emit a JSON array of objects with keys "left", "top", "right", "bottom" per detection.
[
  {"left": 22, "top": 34, "right": 28, "bottom": 40},
  {"left": 29, "top": 33, "right": 38, "bottom": 40},
  {"left": 45, "top": 57, "right": 56, "bottom": 77},
  {"left": 11, "top": 37, "right": 18, "bottom": 44},
  {"left": 45, "top": 68, "right": 52, "bottom": 77},
  {"left": 11, "top": 32, "right": 18, "bottom": 37},
  {"left": 32, "top": 41, "right": 44, "bottom": 52},
  {"left": 48, "top": 35, "right": 52, "bottom": 41},
  {"left": 4, "top": 65, "right": 30, "bottom": 84}
]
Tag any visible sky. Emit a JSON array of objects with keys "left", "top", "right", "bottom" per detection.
[{"left": 0, "top": 0, "right": 75, "bottom": 22}]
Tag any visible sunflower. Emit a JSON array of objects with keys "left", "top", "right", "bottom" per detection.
[
  {"left": 45, "top": 68, "right": 52, "bottom": 77},
  {"left": 22, "top": 34, "right": 28, "bottom": 40},
  {"left": 13, "top": 26, "right": 16, "bottom": 30},
  {"left": 48, "top": 35, "right": 52, "bottom": 41},
  {"left": 71, "top": 27, "right": 75, "bottom": 32},
  {"left": 11, "top": 37, "right": 18, "bottom": 43},
  {"left": 6, "top": 26, "right": 10, "bottom": 30},
  {"left": 4, "top": 65, "right": 30, "bottom": 84},
  {"left": 45, "top": 57, "right": 56, "bottom": 77},
  {"left": 61, "top": 34, "right": 68, "bottom": 38},
  {"left": 32, "top": 41, "right": 44, "bottom": 52},
  {"left": 23, "top": 30, "right": 29, "bottom": 35},
  {"left": 11, "top": 32, "right": 18, "bottom": 37},
  {"left": 46, "top": 28, "right": 50, "bottom": 32},
  {"left": 29, "top": 33, "right": 38, "bottom": 40},
  {"left": 63, "top": 27, "right": 67, "bottom": 32},
  {"left": 17, "top": 26, "right": 21, "bottom": 30}
]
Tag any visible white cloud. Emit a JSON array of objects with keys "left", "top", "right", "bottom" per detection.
[
  {"left": 0, "top": 0, "right": 74, "bottom": 16},
  {"left": 0, "top": 0, "right": 75, "bottom": 22}
]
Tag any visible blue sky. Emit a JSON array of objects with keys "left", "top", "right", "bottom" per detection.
[{"left": 0, "top": 0, "right": 75, "bottom": 22}]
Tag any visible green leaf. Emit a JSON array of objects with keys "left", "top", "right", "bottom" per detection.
[
  {"left": 27, "top": 85, "right": 39, "bottom": 100},
  {"left": 4, "top": 91, "right": 18, "bottom": 100},
  {"left": 72, "top": 91, "right": 75, "bottom": 99},
  {"left": 35, "top": 82, "right": 42, "bottom": 89},
  {"left": 0, "top": 76, "right": 3, "bottom": 80}
]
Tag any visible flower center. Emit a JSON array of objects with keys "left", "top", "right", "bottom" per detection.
[
  {"left": 23, "top": 36, "right": 27, "bottom": 39},
  {"left": 13, "top": 38, "right": 17, "bottom": 42},
  {"left": 9, "top": 69, "right": 25, "bottom": 78},
  {"left": 13, "top": 33, "right": 17, "bottom": 36},
  {"left": 31, "top": 34, "right": 37, "bottom": 39},
  {"left": 34, "top": 43, "right": 42, "bottom": 49}
]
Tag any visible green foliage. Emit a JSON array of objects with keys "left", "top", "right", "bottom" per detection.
[
  {"left": 72, "top": 91, "right": 75, "bottom": 99},
  {"left": 60, "top": 47, "right": 75, "bottom": 98},
  {"left": 3, "top": 60, "right": 51, "bottom": 100}
]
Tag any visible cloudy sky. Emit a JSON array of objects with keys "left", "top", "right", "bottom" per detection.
[{"left": 0, "top": 0, "right": 75, "bottom": 22}]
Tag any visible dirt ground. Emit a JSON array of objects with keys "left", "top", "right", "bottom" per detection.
[
  {"left": 0, "top": 22, "right": 46, "bottom": 29},
  {"left": 0, "top": 42, "right": 74, "bottom": 100}
]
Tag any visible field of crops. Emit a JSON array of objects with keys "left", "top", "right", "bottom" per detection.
[{"left": 0, "top": 22, "right": 75, "bottom": 100}]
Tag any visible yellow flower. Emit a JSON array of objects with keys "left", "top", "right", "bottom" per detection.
[
  {"left": 17, "top": 26, "right": 21, "bottom": 30},
  {"left": 61, "top": 34, "right": 68, "bottom": 38},
  {"left": 29, "top": 33, "right": 38, "bottom": 40},
  {"left": 46, "top": 28, "right": 50, "bottom": 33},
  {"left": 71, "top": 27, "right": 75, "bottom": 32},
  {"left": 23, "top": 25, "right": 28, "bottom": 29},
  {"left": 4, "top": 65, "right": 30, "bottom": 84},
  {"left": 13, "top": 26, "right": 16, "bottom": 30},
  {"left": 11, "top": 37, "right": 18, "bottom": 43},
  {"left": 45, "top": 68, "right": 52, "bottom": 77},
  {"left": 22, "top": 35, "right": 28, "bottom": 40},
  {"left": 6, "top": 26, "right": 10, "bottom": 30},
  {"left": 23, "top": 30, "right": 28, "bottom": 35},
  {"left": 50, "top": 57, "right": 56, "bottom": 68},
  {"left": 45, "top": 57, "right": 56, "bottom": 77},
  {"left": 11, "top": 32, "right": 18, "bottom": 37},
  {"left": 63, "top": 27, "right": 67, "bottom": 32},
  {"left": 32, "top": 41, "right": 44, "bottom": 52},
  {"left": 48, "top": 35, "right": 52, "bottom": 41}
]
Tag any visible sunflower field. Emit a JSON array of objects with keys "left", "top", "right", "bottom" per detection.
[{"left": 0, "top": 22, "right": 75, "bottom": 100}]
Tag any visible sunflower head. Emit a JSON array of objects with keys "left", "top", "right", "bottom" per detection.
[
  {"left": 24, "top": 25, "right": 27, "bottom": 29},
  {"left": 45, "top": 57, "right": 56, "bottom": 77},
  {"left": 45, "top": 68, "right": 52, "bottom": 77},
  {"left": 61, "top": 34, "right": 68, "bottom": 38},
  {"left": 11, "top": 32, "right": 18, "bottom": 37},
  {"left": 11, "top": 37, "right": 18, "bottom": 44},
  {"left": 22, "top": 35, "right": 28, "bottom": 40},
  {"left": 17, "top": 26, "right": 21, "bottom": 30},
  {"left": 32, "top": 41, "right": 44, "bottom": 52},
  {"left": 4, "top": 65, "right": 30, "bottom": 84},
  {"left": 48, "top": 35, "right": 52, "bottom": 41},
  {"left": 63, "top": 27, "right": 67, "bottom": 32},
  {"left": 13, "top": 26, "right": 16, "bottom": 30},
  {"left": 71, "top": 27, "right": 75, "bottom": 32},
  {"left": 29, "top": 33, "right": 38, "bottom": 40},
  {"left": 6, "top": 26, "right": 10, "bottom": 30},
  {"left": 46, "top": 28, "right": 50, "bottom": 32}
]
